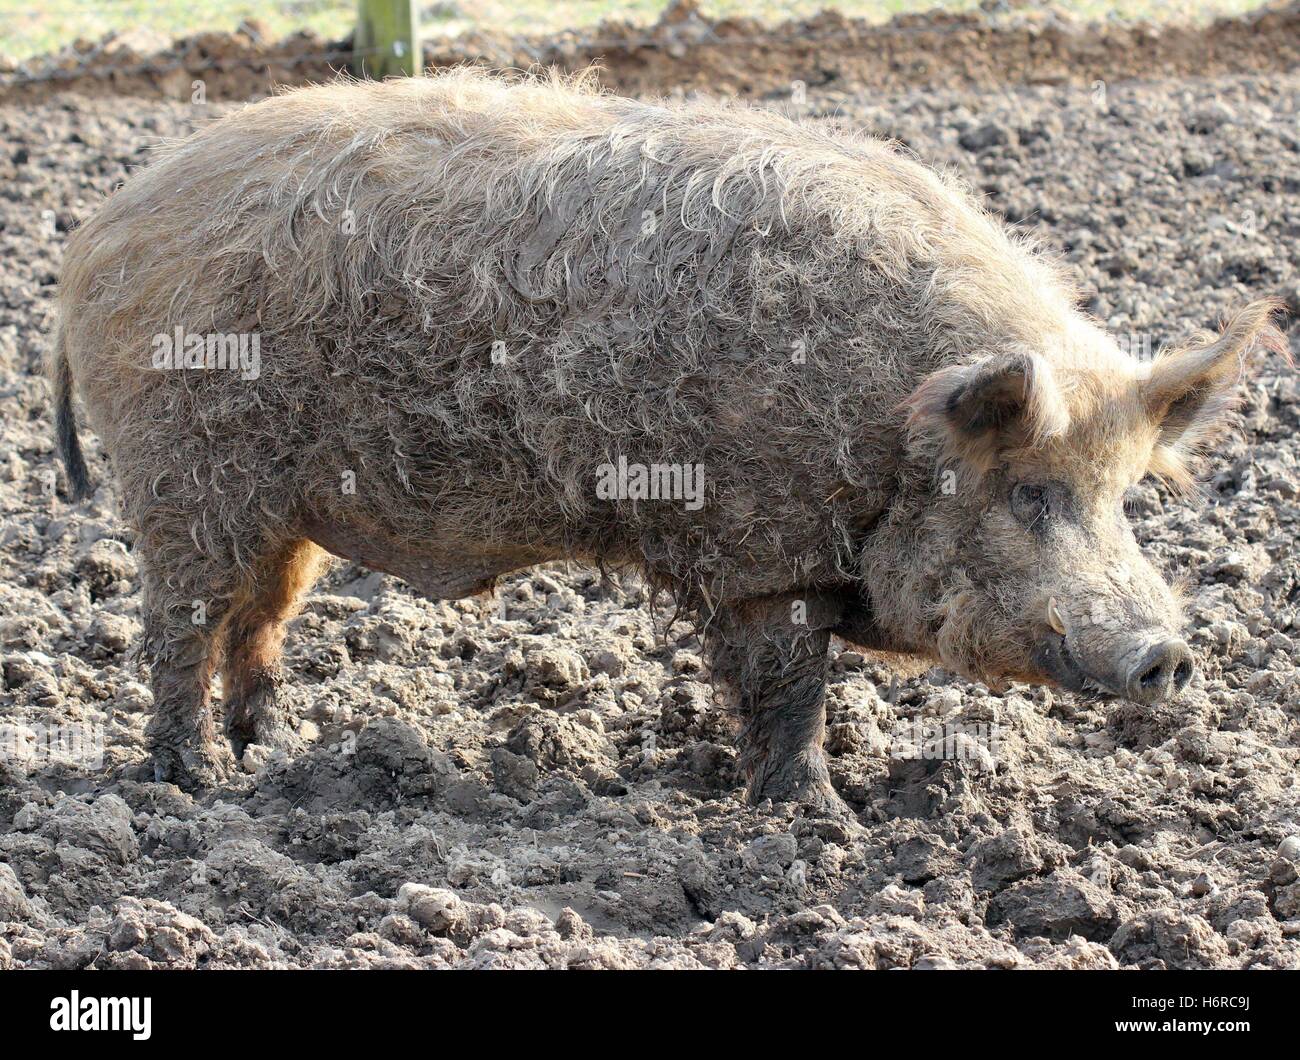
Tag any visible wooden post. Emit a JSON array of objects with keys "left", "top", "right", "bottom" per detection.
[{"left": 354, "top": 0, "right": 422, "bottom": 79}]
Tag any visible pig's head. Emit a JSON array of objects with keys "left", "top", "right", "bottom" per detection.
[{"left": 858, "top": 301, "right": 1285, "bottom": 704}]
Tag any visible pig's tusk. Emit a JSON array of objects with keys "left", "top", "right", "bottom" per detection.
[{"left": 1047, "top": 597, "right": 1067, "bottom": 636}]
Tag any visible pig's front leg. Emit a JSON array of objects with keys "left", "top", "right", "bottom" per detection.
[{"left": 706, "top": 593, "right": 851, "bottom": 816}]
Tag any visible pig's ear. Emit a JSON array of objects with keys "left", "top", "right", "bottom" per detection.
[
  {"left": 905, "top": 351, "right": 1070, "bottom": 472},
  {"left": 1142, "top": 300, "right": 1287, "bottom": 485}
]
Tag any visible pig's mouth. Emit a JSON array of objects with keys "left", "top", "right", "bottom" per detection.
[{"left": 1031, "top": 632, "right": 1123, "bottom": 702}]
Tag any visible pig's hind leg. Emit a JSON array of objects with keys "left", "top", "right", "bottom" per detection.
[
  {"left": 222, "top": 539, "right": 329, "bottom": 759},
  {"left": 136, "top": 549, "right": 239, "bottom": 789},
  {"left": 706, "top": 593, "right": 852, "bottom": 817}
]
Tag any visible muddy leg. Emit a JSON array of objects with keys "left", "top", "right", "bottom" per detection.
[
  {"left": 706, "top": 593, "right": 849, "bottom": 814},
  {"left": 138, "top": 562, "right": 235, "bottom": 788},
  {"left": 223, "top": 540, "right": 327, "bottom": 759}
]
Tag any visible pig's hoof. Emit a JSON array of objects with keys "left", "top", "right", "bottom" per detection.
[
  {"left": 229, "top": 722, "right": 303, "bottom": 762},
  {"left": 749, "top": 773, "right": 856, "bottom": 822},
  {"left": 776, "top": 783, "right": 866, "bottom": 840},
  {"left": 250, "top": 720, "right": 307, "bottom": 759},
  {"left": 227, "top": 690, "right": 304, "bottom": 761},
  {"left": 748, "top": 752, "right": 855, "bottom": 817},
  {"left": 150, "top": 742, "right": 234, "bottom": 790},
  {"left": 785, "top": 782, "right": 857, "bottom": 824},
  {"left": 804, "top": 783, "right": 854, "bottom": 816}
]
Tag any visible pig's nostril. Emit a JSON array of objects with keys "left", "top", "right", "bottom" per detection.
[
  {"left": 1128, "top": 640, "right": 1195, "bottom": 704},
  {"left": 1138, "top": 662, "right": 1162, "bottom": 689}
]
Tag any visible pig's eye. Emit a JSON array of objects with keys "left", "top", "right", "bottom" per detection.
[{"left": 1010, "top": 482, "right": 1050, "bottom": 528}]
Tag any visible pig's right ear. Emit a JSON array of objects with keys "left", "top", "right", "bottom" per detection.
[
  {"left": 904, "top": 351, "right": 1070, "bottom": 473},
  {"left": 1141, "top": 300, "right": 1287, "bottom": 488}
]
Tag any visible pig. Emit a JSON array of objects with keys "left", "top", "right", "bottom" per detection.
[{"left": 50, "top": 70, "right": 1285, "bottom": 808}]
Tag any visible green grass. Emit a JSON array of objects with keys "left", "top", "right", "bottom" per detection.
[
  {"left": 0, "top": 0, "right": 1278, "bottom": 64},
  {"left": 1, "top": 1, "right": 354, "bottom": 63}
]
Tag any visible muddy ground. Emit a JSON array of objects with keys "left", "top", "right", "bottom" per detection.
[
  {"left": 2, "top": 27, "right": 1300, "bottom": 969},
  {"left": 4, "top": 1, "right": 1300, "bottom": 104}
]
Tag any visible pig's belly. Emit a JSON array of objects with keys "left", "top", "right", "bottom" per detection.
[{"left": 301, "top": 517, "right": 554, "bottom": 600}]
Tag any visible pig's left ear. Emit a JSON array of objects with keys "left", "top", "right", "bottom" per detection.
[
  {"left": 904, "top": 350, "right": 1070, "bottom": 472},
  {"left": 1142, "top": 300, "right": 1288, "bottom": 482}
]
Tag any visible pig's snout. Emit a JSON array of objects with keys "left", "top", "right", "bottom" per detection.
[
  {"left": 1124, "top": 638, "right": 1194, "bottom": 705},
  {"left": 1033, "top": 596, "right": 1194, "bottom": 705}
]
